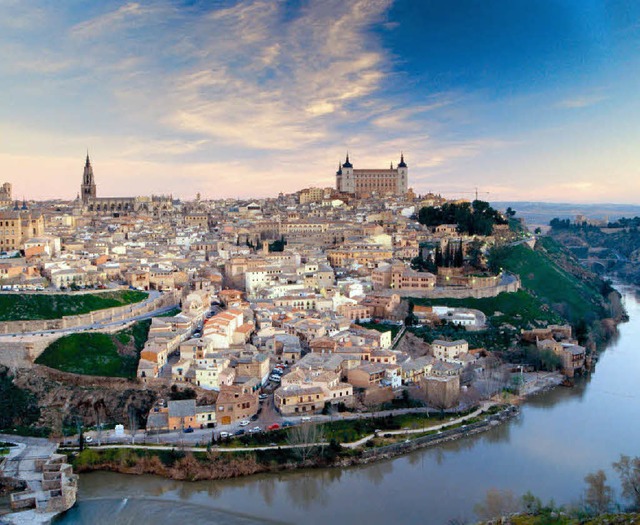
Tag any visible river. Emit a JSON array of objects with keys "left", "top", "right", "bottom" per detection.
[{"left": 56, "top": 286, "right": 640, "bottom": 525}]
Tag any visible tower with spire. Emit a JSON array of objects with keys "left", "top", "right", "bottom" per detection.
[{"left": 80, "top": 152, "right": 97, "bottom": 204}]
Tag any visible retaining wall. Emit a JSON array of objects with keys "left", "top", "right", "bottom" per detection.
[{"left": 0, "top": 292, "right": 179, "bottom": 335}]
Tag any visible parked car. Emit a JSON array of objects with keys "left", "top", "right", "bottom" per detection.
[
  {"left": 219, "top": 431, "right": 230, "bottom": 438},
  {"left": 183, "top": 427, "right": 194, "bottom": 434},
  {"left": 301, "top": 416, "right": 311, "bottom": 422},
  {"left": 269, "top": 375, "right": 281, "bottom": 382},
  {"left": 239, "top": 420, "right": 250, "bottom": 427},
  {"left": 258, "top": 394, "right": 268, "bottom": 400},
  {"left": 234, "top": 429, "right": 245, "bottom": 436},
  {"left": 84, "top": 435, "right": 93, "bottom": 442},
  {"left": 249, "top": 426, "right": 261, "bottom": 434},
  {"left": 267, "top": 423, "right": 280, "bottom": 431},
  {"left": 282, "top": 421, "right": 294, "bottom": 428},
  {"left": 250, "top": 414, "right": 259, "bottom": 421}
]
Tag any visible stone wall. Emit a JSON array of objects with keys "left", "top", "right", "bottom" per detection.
[
  {"left": 391, "top": 274, "right": 521, "bottom": 299},
  {"left": 0, "top": 336, "right": 63, "bottom": 369},
  {"left": 0, "top": 291, "right": 179, "bottom": 335}
]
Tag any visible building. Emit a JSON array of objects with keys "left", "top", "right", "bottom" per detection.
[
  {"left": 0, "top": 206, "right": 45, "bottom": 251},
  {"left": 0, "top": 182, "right": 12, "bottom": 208},
  {"left": 80, "top": 154, "right": 173, "bottom": 216},
  {"left": 335, "top": 153, "right": 408, "bottom": 197}
]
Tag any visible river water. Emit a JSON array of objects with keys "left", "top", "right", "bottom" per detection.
[{"left": 57, "top": 286, "right": 640, "bottom": 525}]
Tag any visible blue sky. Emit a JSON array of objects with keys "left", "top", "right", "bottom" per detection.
[{"left": 1, "top": 0, "right": 640, "bottom": 202}]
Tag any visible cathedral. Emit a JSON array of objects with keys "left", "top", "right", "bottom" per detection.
[
  {"left": 335, "top": 153, "right": 408, "bottom": 198},
  {"left": 79, "top": 154, "right": 174, "bottom": 216}
]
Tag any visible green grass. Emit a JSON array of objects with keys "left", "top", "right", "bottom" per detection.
[
  {"left": 35, "top": 320, "right": 151, "bottom": 378},
  {"left": 0, "top": 290, "right": 148, "bottom": 322},
  {"left": 498, "top": 241, "right": 605, "bottom": 323},
  {"left": 410, "top": 239, "right": 606, "bottom": 327},
  {"left": 411, "top": 289, "right": 562, "bottom": 330}
]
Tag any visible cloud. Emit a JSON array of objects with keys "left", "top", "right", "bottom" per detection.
[
  {"left": 70, "top": 2, "right": 166, "bottom": 39},
  {"left": 556, "top": 93, "right": 608, "bottom": 109}
]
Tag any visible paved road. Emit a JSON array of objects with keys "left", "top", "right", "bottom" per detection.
[{"left": 77, "top": 404, "right": 495, "bottom": 452}]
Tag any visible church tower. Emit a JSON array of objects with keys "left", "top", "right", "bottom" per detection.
[{"left": 81, "top": 153, "right": 97, "bottom": 203}]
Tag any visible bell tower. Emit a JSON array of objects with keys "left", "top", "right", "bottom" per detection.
[{"left": 81, "top": 153, "right": 97, "bottom": 203}]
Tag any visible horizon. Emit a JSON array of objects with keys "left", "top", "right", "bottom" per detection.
[{"left": 2, "top": 1, "right": 640, "bottom": 203}]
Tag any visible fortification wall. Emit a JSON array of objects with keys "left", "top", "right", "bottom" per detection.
[{"left": 0, "top": 292, "right": 178, "bottom": 335}]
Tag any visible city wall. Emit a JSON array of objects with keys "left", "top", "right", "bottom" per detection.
[
  {"left": 0, "top": 291, "right": 179, "bottom": 335},
  {"left": 392, "top": 275, "right": 521, "bottom": 299}
]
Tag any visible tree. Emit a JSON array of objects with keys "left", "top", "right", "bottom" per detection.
[
  {"left": 583, "top": 469, "right": 613, "bottom": 515},
  {"left": 474, "top": 488, "right": 521, "bottom": 520},
  {"left": 613, "top": 455, "right": 640, "bottom": 509},
  {"left": 287, "top": 423, "right": 325, "bottom": 462},
  {"left": 467, "top": 239, "right": 484, "bottom": 270},
  {"left": 128, "top": 405, "right": 139, "bottom": 445}
]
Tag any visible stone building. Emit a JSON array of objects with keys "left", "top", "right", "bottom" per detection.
[
  {"left": 79, "top": 154, "right": 173, "bottom": 216},
  {"left": 0, "top": 182, "right": 12, "bottom": 208},
  {"left": 335, "top": 153, "right": 408, "bottom": 197},
  {"left": 0, "top": 205, "right": 45, "bottom": 251}
]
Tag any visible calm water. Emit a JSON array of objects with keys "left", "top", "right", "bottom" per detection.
[{"left": 57, "top": 287, "right": 640, "bottom": 525}]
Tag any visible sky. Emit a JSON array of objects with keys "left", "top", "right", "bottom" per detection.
[{"left": 2, "top": 0, "right": 640, "bottom": 202}]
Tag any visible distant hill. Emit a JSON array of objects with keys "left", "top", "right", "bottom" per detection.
[{"left": 492, "top": 202, "right": 640, "bottom": 230}]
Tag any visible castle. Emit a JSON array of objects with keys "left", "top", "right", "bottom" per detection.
[
  {"left": 79, "top": 154, "right": 173, "bottom": 216},
  {"left": 335, "top": 153, "right": 408, "bottom": 198}
]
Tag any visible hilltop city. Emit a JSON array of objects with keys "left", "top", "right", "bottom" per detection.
[{"left": 0, "top": 152, "right": 622, "bottom": 520}]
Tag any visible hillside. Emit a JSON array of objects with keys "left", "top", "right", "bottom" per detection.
[
  {"left": 35, "top": 320, "right": 151, "bottom": 378},
  {"left": 491, "top": 237, "right": 610, "bottom": 325}
]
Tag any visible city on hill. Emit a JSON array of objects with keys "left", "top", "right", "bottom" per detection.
[{"left": 0, "top": 152, "right": 635, "bottom": 523}]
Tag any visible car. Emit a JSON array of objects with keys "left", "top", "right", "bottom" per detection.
[
  {"left": 183, "top": 427, "right": 194, "bottom": 434},
  {"left": 301, "top": 416, "right": 311, "bottom": 422},
  {"left": 193, "top": 332, "right": 202, "bottom": 338},
  {"left": 271, "top": 368, "right": 283, "bottom": 375},
  {"left": 267, "top": 423, "right": 280, "bottom": 431},
  {"left": 250, "top": 414, "right": 259, "bottom": 421},
  {"left": 282, "top": 421, "right": 294, "bottom": 428},
  {"left": 234, "top": 429, "right": 245, "bottom": 436},
  {"left": 84, "top": 435, "right": 93, "bottom": 442},
  {"left": 269, "top": 375, "right": 281, "bottom": 382},
  {"left": 219, "top": 431, "right": 230, "bottom": 438},
  {"left": 258, "top": 394, "right": 268, "bottom": 400},
  {"left": 249, "top": 426, "right": 261, "bottom": 433},
  {"left": 239, "top": 420, "right": 250, "bottom": 427}
]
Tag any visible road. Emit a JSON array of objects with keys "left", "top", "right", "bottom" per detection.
[{"left": 76, "top": 403, "right": 496, "bottom": 452}]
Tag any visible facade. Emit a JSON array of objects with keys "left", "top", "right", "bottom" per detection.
[
  {"left": 0, "top": 207, "right": 45, "bottom": 251},
  {"left": 335, "top": 154, "right": 408, "bottom": 197}
]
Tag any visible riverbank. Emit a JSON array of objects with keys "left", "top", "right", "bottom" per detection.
[{"left": 64, "top": 402, "right": 521, "bottom": 483}]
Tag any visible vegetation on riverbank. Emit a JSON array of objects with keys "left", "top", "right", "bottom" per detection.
[
  {"left": 0, "top": 290, "right": 148, "bottom": 321},
  {"left": 476, "top": 454, "right": 640, "bottom": 524},
  {"left": 70, "top": 442, "right": 347, "bottom": 481},
  {"left": 35, "top": 320, "right": 151, "bottom": 378}
]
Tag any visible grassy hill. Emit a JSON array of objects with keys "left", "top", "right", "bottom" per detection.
[
  {"left": 0, "top": 290, "right": 148, "bottom": 322},
  {"left": 35, "top": 320, "right": 151, "bottom": 378},
  {"left": 492, "top": 237, "right": 608, "bottom": 324}
]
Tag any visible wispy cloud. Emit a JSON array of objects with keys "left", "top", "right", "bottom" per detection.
[{"left": 557, "top": 93, "right": 608, "bottom": 109}]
